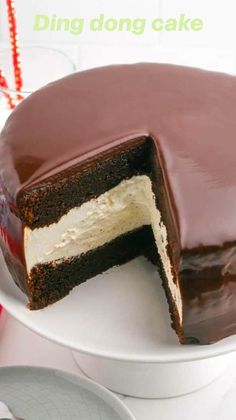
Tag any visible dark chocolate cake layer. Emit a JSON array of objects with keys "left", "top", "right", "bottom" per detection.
[
  {"left": 1, "top": 63, "right": 236, "bottom": 344},
  {"left": 16, "top": 137, "right": 152, "bottom": 229},
  {"left": 28, "top": 225, "right": 154, "bottom": 309}
]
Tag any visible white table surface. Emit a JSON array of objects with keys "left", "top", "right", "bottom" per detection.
[{"left": 1, "top": 310, "right": 236, "bottom": 420}]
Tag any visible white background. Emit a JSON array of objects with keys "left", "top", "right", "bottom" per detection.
[
  {"left": 1, "top": 0, "right": 236, "bottom": 74},
  {"left": 1, "top": 2, "right": 236, "bottom": 419}
]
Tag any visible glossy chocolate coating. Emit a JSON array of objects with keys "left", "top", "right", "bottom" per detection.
[{"left": 1, "top": 63, "right": 236, "bottom": 344}]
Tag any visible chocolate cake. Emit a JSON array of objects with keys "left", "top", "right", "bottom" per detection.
[{"left": 1, "top": 63, "right": 236, "bottom": 345}]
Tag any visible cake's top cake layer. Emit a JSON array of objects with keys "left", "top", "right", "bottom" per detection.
[{"left": 1, "top": 63, "right": 236, "bottom": 250}]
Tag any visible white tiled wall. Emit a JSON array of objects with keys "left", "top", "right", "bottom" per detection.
[
  {"left": 0, "top": 0, "right": 236, "bottom": 74},
  {"left": 159, "top": 0, "right": 236, "bottom": 48}
]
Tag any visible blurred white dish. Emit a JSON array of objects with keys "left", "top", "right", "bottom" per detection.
[{"left": 0, "top": 366, "right": 134, "bottom": 420}]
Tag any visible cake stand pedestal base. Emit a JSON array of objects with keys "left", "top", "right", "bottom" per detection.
[{"left": 72, "top": 351, "right": 232, "bottom": 399}]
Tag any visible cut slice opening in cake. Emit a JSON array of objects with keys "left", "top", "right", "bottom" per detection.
[{"left": 24, "top": 175, "right": 182, "bottom": 324}]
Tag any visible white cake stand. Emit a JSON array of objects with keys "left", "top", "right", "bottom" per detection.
[{"left": 0, "top": 252, "right": 235, "bottom": 398}]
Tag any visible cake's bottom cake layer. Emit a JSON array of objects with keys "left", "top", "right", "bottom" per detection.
[
  {"left": 28, "top": 224, "right": 182, "bottom": 340},
  {"left": 28, "top": 226, "right": 153, "bottom": 309}
]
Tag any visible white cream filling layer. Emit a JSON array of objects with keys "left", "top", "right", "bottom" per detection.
[{"left": 24, "top": 175, "right": 182, "bottom": 322}]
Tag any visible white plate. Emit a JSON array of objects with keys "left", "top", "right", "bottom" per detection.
[
  {"left": 0, "top": 252, "right": 236, "bottom": 363},
  {"left": 0, "top": 366, "right": 135, "bottom": 420}
]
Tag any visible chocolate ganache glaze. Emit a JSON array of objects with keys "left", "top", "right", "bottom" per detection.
[{"left": 1, "top": 63, "right": 236, "bottom": 344}]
